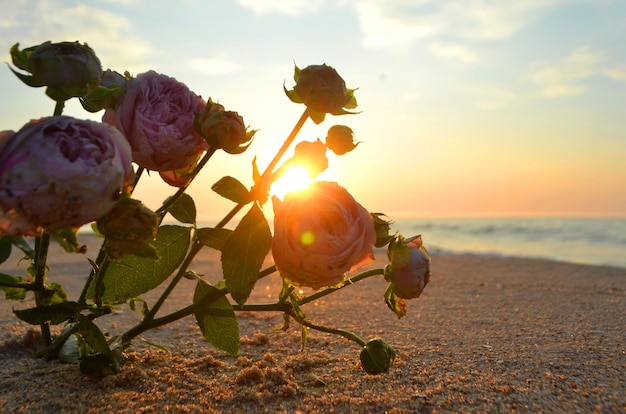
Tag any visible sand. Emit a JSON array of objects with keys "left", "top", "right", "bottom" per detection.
[{"left": 0, "top": 235, "right": 624, "bottom": 413}]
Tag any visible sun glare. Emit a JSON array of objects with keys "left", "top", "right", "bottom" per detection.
[{"left": 271, "top": 166, "right": 335, "bottom": 199}]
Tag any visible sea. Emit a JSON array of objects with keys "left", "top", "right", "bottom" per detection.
[{"left": 391, "top": 217, "right": 626, "bottom": 269}]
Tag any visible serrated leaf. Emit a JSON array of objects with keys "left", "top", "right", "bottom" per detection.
[
  {"left": 211, "top": 176, "right": 252, "bottom": 204},
  {"left": 13, "top": 301, "right": 83, "bottom": 325},
  {"left": 76, "top": 314, "right": 111, "bottom": 356},
  {"left": 194, "top": 279, "right": 239, "bottom": 356},
  {"left": 195, "top": 227, "right": 232, "bottom": 251},
  {"left": 221, "top": 204, "right": 272, "bottom": 305},
  {"left": 167, "top": 193, "right": 197, "bottom": 224},
  {"left": 88, "top": 225, "right": 191, "bottom": 304}
]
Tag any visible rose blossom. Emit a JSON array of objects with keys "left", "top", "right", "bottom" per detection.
[
  {"left": 386, "top": 236, "right": 431, "bottom": 299},
  {"left": 103, "top": 70, "right": 207, "bottom": 171},
  {"left": 0, "top": 116, "right": 132, "bottom": 236},
  {"left": 272, "top": 181, "right": 376, "bottom": 289}
]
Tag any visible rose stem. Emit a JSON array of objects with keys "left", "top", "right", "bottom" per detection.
[
  {"left": 155, "top": 147, "right": 218, "bottom": 219},
  {"left": 32, "top": 100, "right": 66, "bottom": 345},
  {"left": 33, "top": 231, "right": 52, "bottom": 345},
  {"left": 121, "top": 264, "right": 277, "bottom": 342},
  {"left": 299, "top": 268, "right": 385, "bottom": 306},
  {"left": 126, "top": 110, "right": 308, "bottom": 336},
  {"left": 214, "top": 108, "right": 310, "bottom": 229},
  {"left": 288, "top": 313, "right": 367, "bottom": 347}
]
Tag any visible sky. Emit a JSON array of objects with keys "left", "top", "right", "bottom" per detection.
[{"left": 1, "top": 0, "right": 625, "bottom": 220}]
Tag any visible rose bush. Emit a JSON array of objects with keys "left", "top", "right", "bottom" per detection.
[
  {"left": 272, "top": 181, "right": 376, "bottom": 289},
  {"left": 0, "top": 116, "right": 132, "bottom": 236},
  {"left": 103, "top": 70, "right": 207, "bottom": 171}
]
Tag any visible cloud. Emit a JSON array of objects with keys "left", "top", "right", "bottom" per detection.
[
  {"left": 604, "top": 67, "right": 626, "bottom": 80},
  {"left": 429, "top": 42, "right": 478, "bottom": 63},
  {"left": 532, "top": 46, "right": 606, "bottom": 97},
  {"left": 236, "top": 0, "right": 326, "bottom": 15},
  {"left": 352, "top": 0, "right": 574, "bottom": 49},
  {"left": 477, "top": 88, "right": 516, "bottom": 110},
  {"left": 1, "top": 1, "right": 156, "bottom": 73},
  {"left": 188, "top": 57, "right": 242, "bottom": 76}
]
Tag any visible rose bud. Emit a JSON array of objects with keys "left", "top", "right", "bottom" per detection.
[
  {"left": 103, "top": 70, "right": 207, "bottom": 171},
  {"left": 272, "top": 181, "right": 376, "bottom": 289},
  {"left": 291, "top": 139, "right": 328, "bottom": 178},
  {"left": 360, "top": 338, "right": 396, "bottom": 375},
  {"left": 325, "top": 125, "right": 361, "bottom": 155},
  {"left": 385, "top": 235, "right": 431, "bottom": 299},
  {"left": 80, "top": 69, "right": 128, "bottom": 112},
  {"left": 284, "top": 64, "right": 358, "bottom": 123},
  {"left": 196, "top": 98, "right": 255, "bottom": 154},
  {"left": 0, "top": 116, "right": 133, "bottom": 236},
  {"left": 96, "top": 198, "right": 158, "bottom": 260},
  {"left": 11, "top": 41, "right": 102, "bottom": 101}
]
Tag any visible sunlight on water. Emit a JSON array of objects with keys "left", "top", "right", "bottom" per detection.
[{"left": 393, "top": 217, "right": 626, "bottom": 268}]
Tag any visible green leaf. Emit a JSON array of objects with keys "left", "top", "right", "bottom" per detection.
[
  {"left": 0, "top": 273, "right": 28, "bottom": 300},
  {"left": 0, "top": 237, "right": 12, "bottom": 264},
  {"left": 195, "top": 227, "right": 232, "bottom": 251},
  {"left": 8, "top": 66, "right": 45, "bottom": 88},
  {"left": 9, "top": 43, "right": 36, "bottom": 71},
  {"left": 283, "top": 84, "right": 303, "bottom": 104},
  {"left": 193, "top": 279, "right": 239, "bottom": 356},
  {"left": 88, "top": 225, "right": 191, "bottom": 304},
  {"left": 307, "top": 108, "right": 326, "bottom": 124},
  {"left": 221, "top": 204, "right": 272, "bottom": 305},
  {"left": 39, "top": 282, "right": 68, "bottom": 306},
  {"left": 167, "top": 193, "right": 197, "bottom": 225},
  {"left": 13, "top": 301, "right": 84, "bottom": 325},
  {"left": 50, "top": 227, "right": 87, "bottom": 253},
  {"left": 211, "top": 176, "right": 252, "bottom": 204}
]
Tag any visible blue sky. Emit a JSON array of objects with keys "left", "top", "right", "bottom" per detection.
[{"left": 1, "top": 0, "right": 625, "bottom": 218}]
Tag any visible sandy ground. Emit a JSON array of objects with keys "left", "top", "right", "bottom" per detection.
[{"left": 0, "top": 235, "right": 624, "bottom": 413}]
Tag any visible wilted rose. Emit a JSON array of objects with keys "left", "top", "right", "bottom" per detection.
[
  {"left": 272, "top": 181, "right": 376, "bottom": 289},
  {"left": 196, "top": 99, "right": 254, "bottom": 154},
  {"left": 103, "top": 70, "right": 207, "bottom": 171},
  {"left": 0, "top": 116, "right": 133, "bottom": 236},
  {"left": 10, "top": 41, "right": 102, "bottom": 101},
  {"left": 96, "top": 198, "right": 158, "bottom": 259},
  {"left": 386, "top": 235, "right": 431, "bottom": 299}
]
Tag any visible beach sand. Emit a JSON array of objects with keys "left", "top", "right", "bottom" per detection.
[{"left": 0, "top": 235, "right": 624, "bottom": 413}]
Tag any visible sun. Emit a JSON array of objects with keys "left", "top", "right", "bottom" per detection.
[{"left": 271, "top": 166, "right": 334, "bottom": 199}]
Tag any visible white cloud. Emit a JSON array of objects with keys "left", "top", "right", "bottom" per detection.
[
  {"left": 1, "top": 1, "right": 156, "bottom": 73},
  {"left": 352, "top": 0, "right": 575, "bottom": 49},
  {"left": 477, "top": 88, "right": 515, "bottom": 110},
  {"left": 532, "top": 46, "right": 606, "bottom": 97},
  {"left": 236, "top": 0, "right": 326, "bottom": 15},
  {"left": 188, "top": 57, "right": 242, "bottom": 76},
  {"left": 429, "top": 42, "right": 478, "bottom": 63},
  {"left": 604, "top": 67, "right": 626, "bottom": 80}
]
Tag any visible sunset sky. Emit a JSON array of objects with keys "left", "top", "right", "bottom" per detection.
[{"left": 1, "top": 0, "right": 625, "bottom": 220}]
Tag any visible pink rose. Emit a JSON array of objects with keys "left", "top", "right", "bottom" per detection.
[
  {"left": 386, "top": 236, "right": 431, "bottom": 299},
  {"left": 272, "top": 181, "right": 376, "bottom": 289},
  {"left": 0, "top": 116, "right": 132, "bottom": 236},
  {"left": 103, "top": 70, "right": 207, "bottom": 171}
]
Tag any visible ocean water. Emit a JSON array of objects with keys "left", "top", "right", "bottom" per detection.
[{"left": 391, "top": 217, "right": 626, "bottom": 269}]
